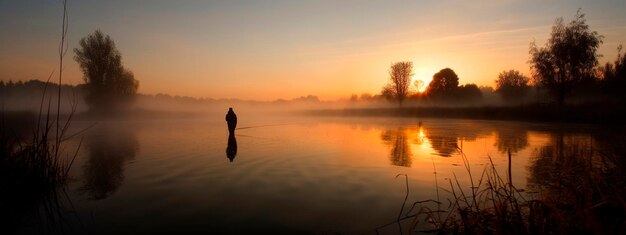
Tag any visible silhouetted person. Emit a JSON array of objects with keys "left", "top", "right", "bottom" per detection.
[
  {"left": 225, "top": 107, "right": 237, "bottom": 135},
  {"left": 226, "top": 135, "right": 237, "bottom": 162}
]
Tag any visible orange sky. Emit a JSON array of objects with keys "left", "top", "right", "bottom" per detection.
[{"left": 1, "top": 1, "right": 626, "bottom": 101}]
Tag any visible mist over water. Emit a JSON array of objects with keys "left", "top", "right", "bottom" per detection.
[
  {"left": 2, "top": 1, "right": 626, "bottom": 233},
  {"left": 33, "top": 114, "right": 616, "bottom": 234}
]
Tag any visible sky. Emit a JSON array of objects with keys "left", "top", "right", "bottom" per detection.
[{"left": 1, "top": 0, "right": 626, "bottom": 101}]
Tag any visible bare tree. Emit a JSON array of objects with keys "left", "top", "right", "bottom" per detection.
[
  {"left": 384, "top": 61, "right": 413, "bottom": 105},
  {"left": 529, "top": 9, "right": 603, "bottom": 105}
]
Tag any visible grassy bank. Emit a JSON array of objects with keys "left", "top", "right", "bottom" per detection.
[
  {"left": 306, "top": 102, "right": 626, "bottom": 124},
  {"left": 0, "top": 110, "right": 78, "bottom": 233}
]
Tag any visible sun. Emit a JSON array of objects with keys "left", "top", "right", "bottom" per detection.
[{"left": 412, "top": 69, "right": 434, "bottom": 93}]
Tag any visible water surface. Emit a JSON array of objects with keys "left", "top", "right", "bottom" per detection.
[{"left": 44, "top": 115, "right": 620, "bottom": 234}]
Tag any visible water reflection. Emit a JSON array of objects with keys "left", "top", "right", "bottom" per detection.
[
  {"left": 226, "top": 134, "right": 237, "bottom": 162},
  {"left": 379, "top": 121, "right": 495, "bottom": 161},
  {"left": 526, "top": 133, "right": 626, "bottom": 233},
  {"left": 380, "top": 128, "right": 413, "bottom": 167},
  {"left": 493, "top": 127, "right": 529, "bottom": 154},
  {"left": 81, "top": 124, "right": 138, "bottom": 200},
  {"left": 426, "top": 134, "right": 458, "bottom": 157},
  {"left": 35, "top": 117, "right": 626, "bottom": 234},
  {"left": 528, "top": 133, "right": 595, "bottom": 192},
  {"left": 422, "top": 123, "right": 490, "bottom": 157}
]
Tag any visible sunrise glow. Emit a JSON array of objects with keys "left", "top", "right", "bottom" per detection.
[
  {"left": 2, "top": 1, "right": 625, "bottom": 100},
  {"left": 412, "top": 67, "right": 438, "bottom": 93},
  {"left": 2, "top": 1, "right": 626, "bottom": 234}
]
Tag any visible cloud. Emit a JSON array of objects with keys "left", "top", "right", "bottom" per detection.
[{"left": 301, "top": 25, "right": 552, "bottom": 59}]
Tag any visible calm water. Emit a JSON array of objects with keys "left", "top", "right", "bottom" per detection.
[{"left": 31, "top": 115, "right": 620, "bottom": 234}]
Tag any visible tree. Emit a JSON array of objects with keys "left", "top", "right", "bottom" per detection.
[
  {"left": 74, "top": 30, "right": 138, "bottom": 112},
  {"left": 529, "top": 10, "right": 602, "bottom": 105},
  {"left": 360, "top": 93, "right": 373, "bottom": 102},
  {"left": 349, "top": 94, "right": 359, "bottom": 102},
  {"left": 601, "top": 45, "right": 626, "bottom": 100},
  {"left": 427, "top": 68, "right": 459, "bottom": 99},
  {"left": 495, "top": 70, "right": 530, "bottom": 103},
  {"left": 457, "top": 83, "right": 482, "bottom": 102},
  {"left": 383, "top": 61, "right": 413, "bottom": 105}
]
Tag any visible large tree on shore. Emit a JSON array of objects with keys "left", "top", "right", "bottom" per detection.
[
  {"left": 74, "top": 30, "right": 138, "bottom": 112},
  {"left": 529, "top": 10, "right": 602, "bottom": 105},
  {"left": 383, "top": 61, "right": 413, "bottom": 105},
  {"left": 427, "top": 68, "right": 459, "bottom": 99}
]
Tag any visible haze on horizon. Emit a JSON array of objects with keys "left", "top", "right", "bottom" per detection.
[{"left": 1, "top": 0, "right": 626, "bottom": 101}]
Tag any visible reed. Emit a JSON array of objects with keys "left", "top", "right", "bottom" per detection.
[
  {"left": 0, "top": 1, "right": 82, "bottom": 232},
  {"left": 377, "top": 143, "right": 626, "bottom": 234}
]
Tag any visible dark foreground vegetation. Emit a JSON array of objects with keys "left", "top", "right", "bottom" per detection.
[
  {"left": 376, "top": 138, "right": 626, "bottom": 234},
  {"left": 0, "top": 108, "right": 76, "bottom": 234},
  {"left": 0, "top": 2, "right": 77, "bottom": 232}
]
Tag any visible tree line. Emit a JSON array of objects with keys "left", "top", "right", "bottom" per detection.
[
  {"left": 6, "top": 9, "right": 626, "bottom": 111},
  {"left": 381, "top": 10, "right": 625, "bottom": 107}
]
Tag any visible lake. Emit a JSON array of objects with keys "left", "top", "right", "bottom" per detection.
[{"left": 24, "top": 114, "right": 622, "bottom": 234}]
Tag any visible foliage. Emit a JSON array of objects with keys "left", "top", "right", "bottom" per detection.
[
  {"left": 457, "top": 83, "right": 482, "bottom": 102},
  {"left": 496, "top": 70, "right": 530, "bottom": 103},
  {"left": 1, "top": 111, "right": 76, "bottom": 233},
  {"left": 529, "top": 10, "right": 603, "bottom": 105},
  {"left": 383, "top": 61, "right": 413, "bottom": 105},
  {"left": 600, "top": 45, "right": 626, "bottom": 100},
  {"left": 74, "top": 30, "right": 139, "bottom": 112},
  {"left": 0, "top": 80, "right": 85, "bottom": 113},
  {"left": 0, "top": 113, "right": 74, "bottom": 193},
  {"left": 427, "top": 68, "right": 459, "bottom": 99}
]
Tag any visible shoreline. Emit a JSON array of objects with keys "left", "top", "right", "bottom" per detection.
[{"left": 303, "top": 102, "right": 626, "bottom": 125}]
